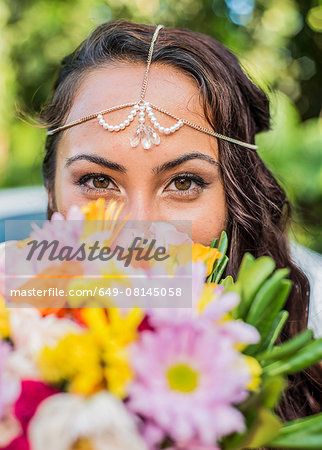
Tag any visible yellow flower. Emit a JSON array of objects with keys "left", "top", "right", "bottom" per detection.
[
  {"left": 80, "top": 307, "right": 143, "bottom": 347},
  {"left": 168, "top": 243, "right": 192, "bottom": 264},
  {"left": 82, "top": 308, "right": 143, "bottom": 397},
  {"left": 16, "top": 237, "right": 32, "bottom": 248},
  {"left": 244, "top": 355, "right": 262, "bottom": 391},
  {"left": 81, "top": 198, "right": 123, "bottom": 221},
  {"left": 108, "top": 308, "right": 144, "bottom": 345},
  {"left": 192, "top": 244, "right": 222, "bottom": 276},
  {"left": 166, "top": 243, "right": 222, "bottom": 277},
  {"left": 38, "top": 332, "right": 103, "bottom": 395},
  {"left": 197, "top": 283, "right": 218, "bottom": 313},
  {"left": 197, "top": 284, "right": 233, "bottom": 324},
  {"left": 0, "top": 295, "right": 10, "bottom": 339},
  {"left": 38, "top": 307, "right": 143, "bottom": 398},
  {"left": 71, "top": 438, "right": 95, "bottom": 450},
  {"left": 66, "top": 257, "right": 135, "bottom": 308},
  {"left": 102, "top": 344, "right": 133, "bottom": 398},
  {"left": 81, "top": 198, "right": 131, "bottom": 244}
]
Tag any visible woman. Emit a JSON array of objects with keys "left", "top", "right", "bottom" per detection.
[{"left": 40, "top": 20, "right": 321, "bottom": 420}]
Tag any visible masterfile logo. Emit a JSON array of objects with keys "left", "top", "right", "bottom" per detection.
[{"left": 4, "top": 219, "right": 192, "bottom": 309}]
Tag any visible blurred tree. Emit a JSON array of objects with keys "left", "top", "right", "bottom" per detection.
[{"left": 0, "top": 0, "right": 321, "bottom": 250}]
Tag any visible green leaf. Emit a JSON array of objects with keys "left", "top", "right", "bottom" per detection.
[
  {"left": 217, "top": 230, "right": 228, "bottom": 255},
  {"left": 238, "top": 376, "right": 285, "bottom": 412},
  {"left": 245, "top": 280, "right": 292, "bottom": 356},
  {"left": 212, "top": 254, "right": 229, "bottom": 283},
  {"left": 268, "top": 415, "right": 322, "bottom": 450},
  {"left": 246, "top": 268, "right": 290, "bottom": 325},
  {"left": 244, "top": 408, "right": 282, "bottom": 448},
  {"left": 245, "top": 280, "right": 291, "bottom": 356},
  {"left": 265, "top": 339, "right": 322, "bottom": 376},
  {"left": 276, "top": 413, "right": 322, "bottom": 436},
  {"left": 210, "top": 237, "right": 218, "bottom": 248},
  {"left": 258, "top": 329, "right": 314, "bottom": 363},
  {"left": 236, "top": 255, "right": 276, "bottom": 319},
  {"left": 223, "top": 408, "right": 282, "bottom": 449},
  {"left": 206, "top": 231, "right": 229, "bottom": 283},
  {"left": 235, "top": 252, "right": 255, "bottom": 279},
  {"left": 258, "top": 310, "right": 289, "bottom": 352},
  {"left": 268, "top": 434, "right": 322, "bottom": 449},
  {"left": 220, "top": 275, "right": 234, "bottom": 289}
]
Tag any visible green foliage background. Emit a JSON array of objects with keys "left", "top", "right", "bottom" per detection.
[{"left": 0, "top": 0, "right": 321, "bottom": 251}]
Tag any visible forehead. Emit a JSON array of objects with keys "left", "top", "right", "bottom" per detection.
[
  {"left": 59, "top": 61, "right": 219, "bottom": 160},
  {"left": 66, "top": 62, "right": 207, "bottom": 122}
]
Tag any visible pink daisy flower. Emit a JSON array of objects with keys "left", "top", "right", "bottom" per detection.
[
  {"left": 29, "top": 205, "right": 85, "bottom": 267},
  {"left": 128, "top": 318, "right": 253, "bottom": 447}
]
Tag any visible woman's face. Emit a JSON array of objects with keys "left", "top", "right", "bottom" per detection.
[{"left": 53, "top": 62, "right": 227, "bottom": 245}]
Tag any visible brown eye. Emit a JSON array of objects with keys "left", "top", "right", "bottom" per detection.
[
  {"left": 92, "top": 176, "right": 110, "bottom": 189},
  {"left": 174, "top": 178, "right": 192, "bottom": 190}
]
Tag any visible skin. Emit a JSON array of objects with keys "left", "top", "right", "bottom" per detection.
[{"left": 53, "top": 62, "right": 228, "bottom": 245}]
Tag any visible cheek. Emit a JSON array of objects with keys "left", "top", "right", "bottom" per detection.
[
  {"left": 53, "top": 168, "right": 69, "bottom": 213},
  {"left": 191, "top": 213, "right": 227, "bottom": 245},
  {"left": 54, "top": 184, "right": 91, "bottom": 217},
  {"left": 53, "top": 165, "right": 82, "bottom": 215},
  {"left": 160, "top": 185, "right": 227, "bottom": 246},
  {"left": 190, "top": 197, "right": 227, "bottom": 245},
  {"left": 192, "top": 181, "right": 227, "bottom": 245}
]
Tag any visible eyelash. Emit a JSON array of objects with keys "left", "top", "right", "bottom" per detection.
[
  {"left": 165, "top": 173, "right": 210, "bottom": 196},
  {"left": 76, "top": 173, "right": 118, "bottom": 193},
  {"left": 76, "top": 172, "right": 210, "bottom": 196}
]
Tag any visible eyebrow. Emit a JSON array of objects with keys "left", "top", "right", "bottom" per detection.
[
  {"left": 65, "top": 154, "right": 127, "bottom": 172},
  {"left": 153, "top": 152, "right": 219, "bottom": 174},
  {"left": 65, "top": 152, "right": 219, "bottom": 174}
]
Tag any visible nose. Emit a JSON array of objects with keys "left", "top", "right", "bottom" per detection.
[
  {"left": 116, "top": 193, "right": 159, "bottom": 239},
  {"left": 114, "top": 193, "right": 192, "bottom": 242},
  {"left": 118, "top": 192, "right": 160, "bottom": 222}
]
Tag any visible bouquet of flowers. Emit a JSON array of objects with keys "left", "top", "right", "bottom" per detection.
[{"left": 0, "top": 199, "right": 321, "bottom": 450}]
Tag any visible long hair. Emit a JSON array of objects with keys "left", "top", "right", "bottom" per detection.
[{"left": 40, "top": 20, "right": 321, "bottom": 419}]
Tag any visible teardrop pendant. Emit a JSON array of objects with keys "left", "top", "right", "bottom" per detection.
[
  {"left": 129, "top": 127, "right": 143, "bottom": 147},
  {"left": 142, "top": 134, "right": 152, "bottom": 149},
  {"left": 141, "top": 125, "right": 152, "bottom": 149},
  {"left": 148, "top": 126, "right": 160, "bottom": 145},
  {"left": 129, "top": 123, "right": 161, "bottom": 149}
]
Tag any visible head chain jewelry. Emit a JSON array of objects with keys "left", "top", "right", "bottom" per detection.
[{"left": 47, "top": 24, "right": 258, "bottom": 151}]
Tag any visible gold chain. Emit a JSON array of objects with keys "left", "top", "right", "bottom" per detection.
[
  {"left": 140, "top": 25, "right": 164, "bottom": 100},
  {"left": 148, "top": 103, "right": 258, "bottom": 151},
  {"left": 47, "top": 102, "right": 137, "bottom": 135}
]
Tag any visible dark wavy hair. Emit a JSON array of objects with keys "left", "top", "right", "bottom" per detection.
[{"left": 40, "top": 20, "right": 321, "bottom": 420}]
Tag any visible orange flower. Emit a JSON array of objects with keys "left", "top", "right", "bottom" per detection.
[
  {"left": 81, "top": 198, "right": 120, "bottom": 221},
  {"left": 38, "top": 307, "right": 68, "bottom": 318},
  {"left": 10, "top": 261, "right": 83, "bottom": 308},
  {"left": 81, "top": 198, "right": 132, "bottom": 245},
  {"left": 192, "top": 244, "right": 222, "bottom": 276},
  {"left": 36, "top": 199, "right": 130, "bottom": 318},
  {"left": 37, "top": 307, "right": 86, "bottom": 324}
]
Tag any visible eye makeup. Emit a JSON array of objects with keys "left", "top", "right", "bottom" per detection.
[{"left": 73, "top": 170, "right": 212, "bottom": 200}]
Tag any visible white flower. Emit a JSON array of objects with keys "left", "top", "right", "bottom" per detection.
[
  {"left": 112, "top": 226, "right": 146, "bottom": 251},
  {"left": 28, "top": 392, "right": 147, "bottom": 450},
  {"left": 0, "top": 342, "right": 21, "bottom": 447},
  {"left": 6, "top": 308, "right": 81, "bottom": 379},
  {"left": 149, "top": 221, "right": 192, "bottom": 251},
  {"left": 10, "top": 308, "right": 80, "bottom": 353}
]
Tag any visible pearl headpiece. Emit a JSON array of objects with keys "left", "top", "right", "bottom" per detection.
[{"left": 47, "top": 24, "right": 258, "bottom": 151}]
